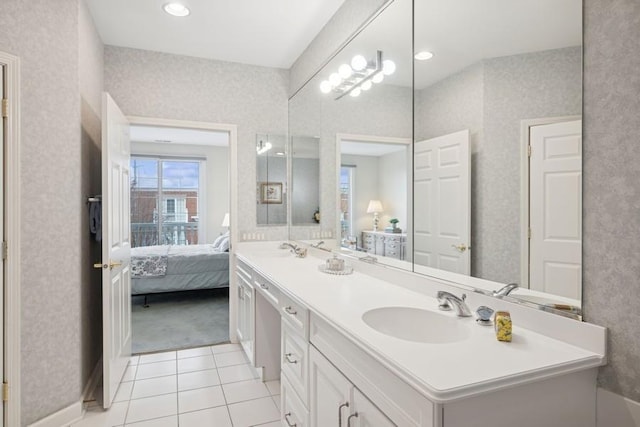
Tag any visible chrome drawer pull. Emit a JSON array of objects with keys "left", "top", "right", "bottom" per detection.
[
  {"left": 338, "top": 402, "right": 349, "bottom": 426},
  {"left": 284, "top": 306, "right": 297, "bottom": 316},
  {"left": 284, "top": 412, "right": 297, "bottom": 427},
  {"left": 260, "top": 283, "right": 269, "bottom": 290},
  {"left": 347, "top": 412, "right": 359, "bottom": 427},
  {"left": 285, "top": 352, "right": 298, "bottom": 364}
]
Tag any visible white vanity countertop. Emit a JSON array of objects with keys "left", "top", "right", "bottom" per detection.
[{"left": 236, "top": 242, "right": 605, "bottom": 403}]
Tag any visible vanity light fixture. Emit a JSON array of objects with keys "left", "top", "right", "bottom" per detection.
[
  {"left": 256, "top": 140, "right": 272, "bottom": 155},
  {"left": 415, "top": 51, "right": 434, "bottom": 61},
  {"left": 163, "top": 2, "right": 190, "bottom": 17},
  {"left": 319, "top": 51, "right": 395, "bottom": 100}
]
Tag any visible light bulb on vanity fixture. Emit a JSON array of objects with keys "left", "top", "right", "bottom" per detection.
[
  {"left": 367, "top": 200, "right": 383, "bottom": 232},
  {"left": 318, "top": 50, "right": 395, "bottom": 100}
]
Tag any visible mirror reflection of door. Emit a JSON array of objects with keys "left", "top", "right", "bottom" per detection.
[{"left": 528, "top": 119, "right": 582, "bottom": 301}]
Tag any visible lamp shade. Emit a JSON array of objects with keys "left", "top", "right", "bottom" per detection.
[
  {"left": 221, "top": 213, "right": 230, "bottom": 227},
  {"left": 366, "top": 200, "right": 383, "bottom": 213}
]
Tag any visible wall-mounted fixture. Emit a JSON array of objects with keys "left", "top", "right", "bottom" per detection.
[
  {"left": 163, "top": 2, "right": 190, "bottom": 17},
  {"left": 319, "top": 51, "right": 396, "bottom": 99},
  {"left": 221, "top": 212, "right": 230, "bottom": 229},
  {"left": 256, "top": 140, "right": 272, "bottom": 155},
  {"left": 367, "top": 200, "right": 383, "bottom": 231}
]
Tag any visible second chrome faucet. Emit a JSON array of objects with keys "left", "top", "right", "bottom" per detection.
[{"left": 437, "top": 291, "right": 472, "bottom": 317}]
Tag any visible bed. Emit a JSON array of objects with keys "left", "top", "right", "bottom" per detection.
[{"left": 130, "top": 243, "right": 229, "bottom": 296}]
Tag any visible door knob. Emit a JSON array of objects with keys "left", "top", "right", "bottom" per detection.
[
  {"left": 93, "top": 261, "right": 122, "bottom": 270},
  {"left": 451, "top": 243, "right": 469, "bottom": 253}
]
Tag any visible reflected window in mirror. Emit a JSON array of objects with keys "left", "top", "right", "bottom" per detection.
[{"left": 256, "top": 133, "right": 287, "bottom": 226}]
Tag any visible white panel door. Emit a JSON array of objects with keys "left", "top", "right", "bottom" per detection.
[
  {"left": 101, "top": 93, "right": 132, "bottom": 408},
  {"left": 309, "top": 346, "right": 352, "bottom": 427},
  {"left": 530, "top": 120, "right": 582, "bottom": 299},
  {"left": 414, "top": 130, "right": 471, "bottom": 274}
]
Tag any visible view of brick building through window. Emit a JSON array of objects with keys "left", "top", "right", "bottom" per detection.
[{"left": 130, "top": 158, "right": 200, "bottom": 247}]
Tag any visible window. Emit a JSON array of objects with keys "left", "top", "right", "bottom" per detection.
[
  {"left": 131, "top": 157, "right": 201, "bottom": 247},
  {"left": 340, "top": 165, "right": 356, "bottom": 244}
]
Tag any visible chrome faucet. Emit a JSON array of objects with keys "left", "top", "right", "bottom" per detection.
[
  {"left": 437, "top": 291, "right": 472, "bottom": 317},
  {"left": 278, "top": 242, "right": 307, "bottom": 258},
  {"left": 493, "top": 283, "right": 519, "bottom": 298}
]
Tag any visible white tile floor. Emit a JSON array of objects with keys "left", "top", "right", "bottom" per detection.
[{"left": 72, "top": 343, "right": 281, "bottom": 427}]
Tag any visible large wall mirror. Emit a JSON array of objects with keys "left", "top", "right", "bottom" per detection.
[{"left": 288, "top": 0, "right": 583, "bottom": 318}]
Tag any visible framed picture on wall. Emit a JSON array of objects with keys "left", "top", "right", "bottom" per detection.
[{"left": 260, "top": 182, "right": 283, "bottom": 204}]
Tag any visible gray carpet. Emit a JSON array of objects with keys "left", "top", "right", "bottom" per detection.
[{"left": 132, "top": 288, "right": 230, "bottom": 354}]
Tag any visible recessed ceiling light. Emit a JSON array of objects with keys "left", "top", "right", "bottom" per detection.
[
  {"left": 163, "top": 2, "right": 190, "bottom": 17},
  {"left": 415, "top": 51, "right": 434, "bottom": 61},
  {"left": 276, "top": 152, "right": 285, "bottom": 156}
]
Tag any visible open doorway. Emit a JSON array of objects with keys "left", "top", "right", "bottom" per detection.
[{"left": 128, "top": 124, "right": 231, "bottom": 354}]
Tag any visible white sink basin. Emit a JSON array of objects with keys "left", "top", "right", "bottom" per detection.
[{"left": 362, "top": 307, "right": 470, "bottom": 344}]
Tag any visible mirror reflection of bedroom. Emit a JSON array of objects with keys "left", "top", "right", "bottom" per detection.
[{"left": 129, "top": 125, "right": 231, "bottom": 354}]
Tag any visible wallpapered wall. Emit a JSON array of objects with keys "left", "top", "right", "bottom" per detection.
[
  {"left": 104, "top": 46, "right": 290, "bottom": 241},
  {"left": 583, "top": 0, "right": 640, "bottom": 404},
  {"left": 415, "top": 47, "right": 582, "bottom": 284},
  {"left": 0, "top": 0, "right": 90, "bottom": 424}
]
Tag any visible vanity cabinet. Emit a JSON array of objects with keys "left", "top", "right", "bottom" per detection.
[
  {"left": 235, "top": 259, "right": 255, "bottom": 364},
  {"left": 361, "top": 231, "right": 407, "bottom": 260},
  {"left": 309, "top": 346, "right": 394, "bottom": 427}
]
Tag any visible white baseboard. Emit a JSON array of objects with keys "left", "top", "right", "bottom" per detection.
[
  {"left": 28, "top": 359, "right": 103, "bottom": 427},
  {"left": 27, "top": 401, "right": 83, "bottom": 427},
  {"left": 598, "top": 388, "right": 640, "bottom": 427}
]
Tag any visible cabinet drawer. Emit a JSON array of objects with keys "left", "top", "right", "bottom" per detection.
[
  {"left": 236, "top": 257, "right": 253, "bottom": 282},
  {"left": 386, "top": 235, "right": 402, "bottom": 243},
  {"left": 280, "top": 292, "right": 309, "bottom": 339},
  {"left": 282, "top": 374, "right": 310, "bottom": 427},
  {"left": 253, "top": 271, "right": 280, "bottom": 308},
  {"left": 282, "top": 321, "right": 309, "bottom": 407}
]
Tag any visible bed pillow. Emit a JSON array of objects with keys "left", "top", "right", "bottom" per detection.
[
  {"left": 218, "top": 236, "right": 230, "bottom": 252},
  {"left": 213, "top": 231, "right": 229, "bottom": 250}
]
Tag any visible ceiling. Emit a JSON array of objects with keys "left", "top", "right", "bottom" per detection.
[{"left": 85, "top": 0, "right": 346, "bottom": 69}]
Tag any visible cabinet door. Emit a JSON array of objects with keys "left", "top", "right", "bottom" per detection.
[
  {"left": 351, "top": 389, "right": 396, "bottom": 427},
  {"left": 309, "top": 347, "right": 352, "bottom": 427},
  {"left": 242, "top": 281, "right": 255, "bottom": 362},
  {"left": 235, "top": 274, "right": 246, "bottom": 342}
]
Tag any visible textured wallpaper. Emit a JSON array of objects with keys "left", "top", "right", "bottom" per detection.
[
  {"left": 583, "top": 0, "right": 640, "bottom": 403},
  {"left": 415, "top": 48, "right": 582, "bottom": 285},
  {"left": 104, "top": 46, "right": 290, "bottom": 241},
  {"left": 0, "top": 0, "right": 86, "bottom": 424}
]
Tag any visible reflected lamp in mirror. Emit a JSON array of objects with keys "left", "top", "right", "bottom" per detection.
[
  {"left": 367, "top": 200, "right": 383, "bottom": 231},
  {"left": 221, "top": 212, "right": 230, "bottom": 228}
]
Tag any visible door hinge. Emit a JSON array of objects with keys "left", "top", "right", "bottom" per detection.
[
  {"left": 1, "top": 98, "right": 8, "bottom": 118},
  {"left": 1, "top": 241, "right": 7, "bottom": 260},
  {"left": 2, "top": 382, "right": 8, "bottom": 402},
  {"left": 527, "top": 145, "right": 532, "bottom": 157}
]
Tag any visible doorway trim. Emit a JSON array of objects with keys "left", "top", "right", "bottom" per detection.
[
  {"left": 1, "top": 50, "right": 21, "bottom": 427},
  {"left": 126, "top": 116, "right": 239, "bottom": 342},
  {"left": 519, "top": 115, "right": 581, "bottom": 288}
]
